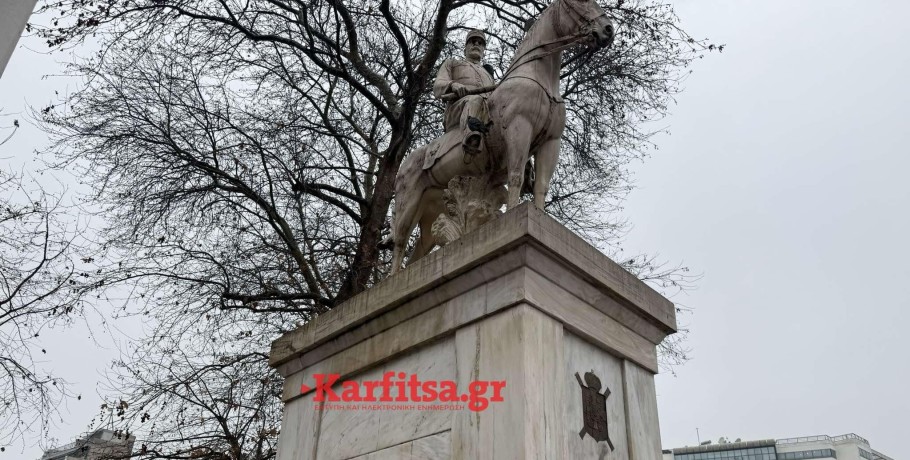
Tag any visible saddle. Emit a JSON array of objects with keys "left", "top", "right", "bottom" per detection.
[
  {"left": 421, "top": 129, "right": 464, "bottom": 170},
  {"left": 422, "top": 96, "right": 493, "bottom": 170}
]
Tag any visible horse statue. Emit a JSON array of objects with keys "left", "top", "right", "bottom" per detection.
[{"left": 391, "top": 0, "right": 615, "bottom": 274}]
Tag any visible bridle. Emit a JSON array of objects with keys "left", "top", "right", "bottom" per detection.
[
  {"left": 556, "top": 0, "right": 609, "bottom": 40},
  {"left": 501, "top": 0, "right": 611, "bottom": 83}
]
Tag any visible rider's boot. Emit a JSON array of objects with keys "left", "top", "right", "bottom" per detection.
[{"left": 462, "top": 115, "right": 491, "bottom": 157}]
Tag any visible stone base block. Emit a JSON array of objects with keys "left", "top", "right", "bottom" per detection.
[{"left": 270, "top": 203, "right": 676, "bottom": 460}]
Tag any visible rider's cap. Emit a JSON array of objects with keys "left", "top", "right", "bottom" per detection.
[{"left": 465, "top": 29, "right": 487, "bottom": 45}]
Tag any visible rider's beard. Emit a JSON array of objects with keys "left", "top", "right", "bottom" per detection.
[{"left": 467, "top": 47, "right": 483, "bottom": 62}]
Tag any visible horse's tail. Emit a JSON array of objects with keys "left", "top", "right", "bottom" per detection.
[{"left": 382, "top": 188, "right": 399, "bottom": 251}]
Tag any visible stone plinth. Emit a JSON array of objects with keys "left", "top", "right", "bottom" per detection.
[{"left": 269, "top": 203, "right": 676, "bottom": 460}]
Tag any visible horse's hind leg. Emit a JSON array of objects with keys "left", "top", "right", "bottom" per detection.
[
  {"left": 408, "top": 188, "right": 443, "bottom": 264},
  {"left": 391, "top": 150, "right": 427, "bottom": 275},
  {"left": 533, "top": 139, "right": 560, "bottom": 209},
  {"left": 391, "top": 185, "right": 422, "bottom": 275},
  {"left": 410, "top": 228, "right": 434, "bottom": 263},
  {"left": 391, "top": 232, "right": 407, "bottom": 276}
]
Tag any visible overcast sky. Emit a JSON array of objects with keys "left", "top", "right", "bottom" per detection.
[
  {"left": 2, "top": 0, "right": 908, "bottom": 458},
  {"left": 627, "top": 0, "right": 910, "bottom": 456}
]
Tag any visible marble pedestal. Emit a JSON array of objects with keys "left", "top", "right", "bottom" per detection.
[{"left": 269, "top": 203, "right": 677, "bottom": 460}]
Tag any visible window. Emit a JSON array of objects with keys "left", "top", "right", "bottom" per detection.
[{"left": 778, "top": 449, "right": 836, "bottom": 460}]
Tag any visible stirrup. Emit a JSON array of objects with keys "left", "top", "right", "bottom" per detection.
[{"left": 463, "top": 133, "right": 483, "bottom": 157}]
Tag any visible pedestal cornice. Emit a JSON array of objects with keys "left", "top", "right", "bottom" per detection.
[{"left": 270, "top": 203, "right": 676, "bottom": 376}]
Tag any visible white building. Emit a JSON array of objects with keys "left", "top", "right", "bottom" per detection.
[
  {"left": 39, "top": 429, "right": 135, "bottom": 460},
  {"left": 664, "top": 434, "right": 893, "bottom": 460}
]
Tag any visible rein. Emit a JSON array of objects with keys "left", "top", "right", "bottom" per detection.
[
  {"left": 439, "top": 33, "right": 584, "bottom": 103},
  {"left": 501, "top": 33, "right": 587, "bottom": 82},
  {"left": 503, "top": 0, "right": 607, "bottom": 80}
]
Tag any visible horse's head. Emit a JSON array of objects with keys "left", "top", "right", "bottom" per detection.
[{"left": 556, "top": 0, "right": 615, "bottom": 49}]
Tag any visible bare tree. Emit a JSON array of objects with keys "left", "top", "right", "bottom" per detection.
[
  {"left": 97, "top": 319, "right": 283, "bottom": 460},
  {"left": 0, "top": 164, "right": 80, "bottom": 448},
  {"left": 35, "top": 0, "right": 712, "bottom": 305},
  {"left": 29, "top": 0, "right": 714, "bottom": 457}
]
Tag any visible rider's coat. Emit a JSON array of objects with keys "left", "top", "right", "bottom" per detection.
[
  {"left": 433, "top": 58, "right": 495, "bottom": 131},
  {"left": 423, "top": 58, "right": 495, "bottom": 170}
]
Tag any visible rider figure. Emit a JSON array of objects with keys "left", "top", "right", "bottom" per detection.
[{"left": 433, "top": 29, "right": 495, "bottom": 157}]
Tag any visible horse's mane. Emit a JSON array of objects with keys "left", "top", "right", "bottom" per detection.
[{"left": 511, "top": 1, "right": 559, "bottom": 67}]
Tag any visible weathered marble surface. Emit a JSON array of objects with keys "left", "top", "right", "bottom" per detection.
[
  {"left": 347, "top": 432, "right": 451, "bottom": 460},
  {"left": 280, "top": 268, "right": 524, "bottom": 403},
  {"left": 270, "top": 203, "right": 675, "bottom": 460},
  {"left": 276, "top": 306, "right": 668, "bottom": 460},
  {"left": 523, "top": 265, "right": 658, "bottom": 371},
  {"left": 276, "top": 392, "right": 320, "bottom": 460},
  {"left": 452, "top": 306, "right": 566, "bottom": 459},
  {"left": 623, "top": 360, "right": 664, "bottom": 460},
  {"left": 316, "top": 339, "right": 454, "bottom": 460},
  {"left": 564, "top": 333, "right": 630, "bottom": 460},
  {"left": 271, "top": 203, "right": 675, "bottom": 371},
  {"left": 431, "top": 174, "right": 507, "bottom": 246}
]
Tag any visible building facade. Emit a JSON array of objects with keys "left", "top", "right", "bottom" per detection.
[
  {"left": 39, "top": 429, "right": 135, "bottom": 460},
  {"left": 664, "top": 434, "right": 893, "bottom": 460},
  {"left": 0, "top": 0, "right": 38, "bottom": 77}
]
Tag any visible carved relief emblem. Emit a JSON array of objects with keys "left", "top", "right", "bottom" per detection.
[
  {"left": 576, "top": 370, "right": 615, "bottom": 450},
  {"left": 431, "top": 174, "right": 506, "bottom": 245}
]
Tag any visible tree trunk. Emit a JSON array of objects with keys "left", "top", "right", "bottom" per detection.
[{"left": 337, "top": 125, "right": 410, "bottom": 301}]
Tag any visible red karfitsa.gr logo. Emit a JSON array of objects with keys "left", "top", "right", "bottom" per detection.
[{"left": 300, "top": 372, "right": 506, "bottom": 412}]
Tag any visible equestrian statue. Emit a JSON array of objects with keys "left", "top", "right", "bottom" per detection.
[{"left": 391, "top": 0, "right": 615, "bottom": 274}]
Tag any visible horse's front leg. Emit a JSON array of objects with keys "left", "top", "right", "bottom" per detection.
[
  {"left": 505, "top": 117, "right": 534, "bottom": 209},
  {"left": 533, "top": 138, "right": 561, "bottom": 209}
]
